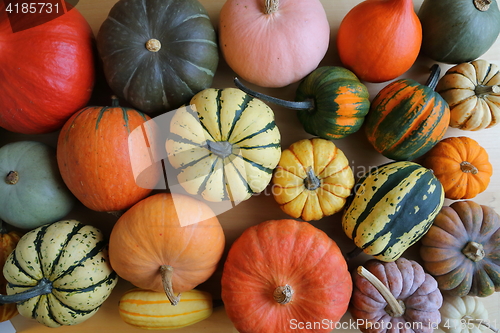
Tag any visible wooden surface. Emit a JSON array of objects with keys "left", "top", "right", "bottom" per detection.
[{"left": 5, "top": 0, "right": 500, "bottom": 331}]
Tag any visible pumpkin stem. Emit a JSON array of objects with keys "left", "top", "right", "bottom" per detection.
[
  {"left": 160, "top": 265, "right": 181, "bottom": 306},
  {"left": 110, "top": 95, "right": 120, "bottom": 107},
  {"left": 346, "top": 247, "right": 363, "bottom": 260},
  {"left": 463, "top": 316, "right": 499, "bottom": 333},
  {"left": 460, "top": 161, "right": 479, "bottom": 175},
  {"left": 264, "top": 0, "right": 279, "bottom": 14},
  {"left": 475, "top": 85, "right": 500, "bottom": 96},
  {"left": 0, "top": 278, "right": 52, "bottom": 305},
  {"left": 206, "top": 140, "right": 233, "bottom": 159},
  {"left": 304, "top": 167, "right": 321, "bottom": 190},
  {"left": 5, "top": 171, "right": 19, "bottom": 185},
  {"left": 273, "top": 285, "right": 293, "bottom": 304},
  {"left": 146, "top": 39, "right": 162, "bottom": 52},
  {"left": 425, "top": 64, "right": 441, "bottom": 90},
  {"left": 474, "top": 0, "right": 492, "bottom": 11},
  {"left": 462, "top": 241, "right": 485, "bottom": 262},
  {"left": 234, "top": 77, "right": 314, "bottom": 111},
  {"left": 357, "top": 266, "right": 405, "bottom": 318}
]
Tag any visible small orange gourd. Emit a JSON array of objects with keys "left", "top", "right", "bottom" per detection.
[
  {"left": 0, "top": 222, "right": 20, "bottom": 322},
  {"left": 108, "top": 193, "right": 225, "bottom": 306},
  {"left": 336, "top": 0, "right": 422, "bottom": 83},
  {"left": 422, "top": 136, "right": 493, "bottom": 200}
]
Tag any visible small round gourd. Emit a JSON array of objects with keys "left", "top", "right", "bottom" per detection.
[
  {"left": 419, "top": 0, "right": 500, "bottom": 64},
  {"left": 97, "top": 0, "right": 219, "bottom": 113},
  {"left": 439, "top": 295, "right": 497, "bottom": 333},
  {"left": 0, "top": 141, "right": 75, "bottom": 229},
  {"left": 272, "top": 138, "right": 355, "bottom": 221},
  {"left": 422, "top": 136, "right": 493, "bottom": 200},
  {"left": 235, "top": 66, "right": 371, "bottom": 140},
  {"left": 351, "top": 258, "right": 443, "bottom": 333},
  {"left": 420, "top": 200, "right": 500, "bottom": 298},
  {"left": 436, "top": 59, "right": 500, "bottom": 131},
  {"left": 1, "top": 220, "right": 118, "bottom": 327},
  {"left": 166, "top": 88, "right": 281, "bottom": 203}
]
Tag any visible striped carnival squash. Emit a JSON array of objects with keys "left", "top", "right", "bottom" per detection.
[
  {"left": 0, "top": 220, "right": 118, "bottom": 327},
  {"left": 96, "top": 0, "right": 218, "bottom": 113},
  {"left": 57, "top": 97, "right": 161, "bottom": 212},
  {"left": 342, "top": 161, "right": 444, "bottom": 262},
  {"left": 119, "top": 288, "right": 213, "bottom": 330},
  {"left": 365, "top": 65, "right": 450, "bottom": 161},
  {"left": 235, "top": 66, "right": 370, "bottom": 140},
  {"left": 166, "top": 88, "right": 281, "bottom": 202}
]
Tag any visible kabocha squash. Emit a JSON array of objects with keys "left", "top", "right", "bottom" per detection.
[
  {"left": 422, "top": 137, "right": 493, "bottom": 200},
  {"left": 97, "top": 0, "right": 218, "bottom": 113},
  {"left": 272, "top": 138, "right": 355, "bottom": 221},
  {"left": 166, "top": 88, "right": 281, "bottom": 203},
  {"left": 351, "top": 258, "right": 443, "bottom": 333},
  {"left": 342, "top": 161, "right": 444, "bottom": 262},
  {"left": 221, "top": 219, "right": 352, "bottom": 333},
  {"left": 1, "top": 220, "right": 118, "bottom": 327},
  {"left": 336, "top": 0, "right": 422, "bottom": 83},
  {"left": 57, "top": 98, "right": 160, "bottom": 213},
  {"left": 439, "top": 295, "right": 497, "bottom": 333},
  {"left": 235, "top": 66, "right": 371, "bottom": 140},
  {"left": 219, "top": 0, "right": 330, "bottom": 88},
  {"left": 0, "top": 222, "right": 20, "bottom": 322},
  {"left": 0, "top": 141, "right": 75, "bottom": 229},
  {"left": 436, "top": 59, "right": 500, "bottom": 131},
  {"left": 0, "top": 3, "right": 94, "bottom": 134},
  {"left": 420, "top": 200, "right": 500, "bottom": 298},
  {"left": 119, "top": 288, "right": 213, "bottom": 330},
  {"left": 108, "top": 193, "right": 225, "bottom": 306},
  {"left": 419, "top": 0, "right": 500, "bottom": 64},
  {"left": 365, "top": 65, "right": 450, "bottom": 161}
]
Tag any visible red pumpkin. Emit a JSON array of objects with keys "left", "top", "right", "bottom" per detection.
[
  {"left": 57, "top": 98, "right": 160, "bottom": 212},
  {"left": 0, "top": 5, "right": 95, "bottom": 134},
  {"left": 221, "top": 219, "right": 352, "bottom": 333}
]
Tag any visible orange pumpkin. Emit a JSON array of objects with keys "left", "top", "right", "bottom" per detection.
[
  {"left": 0, "top": 222, "right": 21, "bottom": 322},
  {"left": 336, "top": 0, "right": 422, "bottom": 83},
  {"left": 108, "top": 193, "right": 225, "bottom": 305},
  {"left": 57, "top": 97, "right": 160, "bottom": 212},
  {"left": 219, "top": 0, "right": 330, "bottom": 87},
  {"left": 422, "top": 136, "right": 493, "bottom": 200},
  {"left": 221, "top": 219, "right": 352, "bottom": 333}
]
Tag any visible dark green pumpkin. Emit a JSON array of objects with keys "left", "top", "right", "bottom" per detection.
[
  {"left": 364, "top": 65, "right": 450, "bottom": 161},
  {"left": 342, "top": 161, "right": 444, "bottom": 262},
  {"left": 418, "top": 0, "right": 500, "bottom": 64},
  {"left": 235, "top": 66, "right": 370, "bottom": 140},
  {"left": 96, "top": 0, "right": 219, "bottom": 113}
]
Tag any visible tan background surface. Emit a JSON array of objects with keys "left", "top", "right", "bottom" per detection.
[{"left": 4, "top": 0, "right": 500, "bottom": 331}]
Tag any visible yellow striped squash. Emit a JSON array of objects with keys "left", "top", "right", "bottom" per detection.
[
  {"left": 342, "top": 161, "right": 444, "bottom": 262},
  {"left": 119, "top": 288, "right": 213, "bottom": 330},
  {"left": 166, "top": 88, "right": 281, "bottom": 203}
]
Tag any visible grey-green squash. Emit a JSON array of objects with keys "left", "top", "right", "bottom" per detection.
[
  {"left": 0, "top": 141, "right": 75, "bottom": 230},
  {"left": 0, "top": 220, "right": 118, "bottom": 327},
  {"left": 96, "top": 0, "right": 219, "bottom": 113},
  {"left": 166, "top": 88, "right": 281, "bottom": 203},
  {"left": 342, "top": 161, "right": 444, "bottom": 262},
  {"left": 418, "top": 0, "right": 500, "bottom": 64}
]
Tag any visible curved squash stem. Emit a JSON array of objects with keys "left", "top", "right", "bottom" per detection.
[
  {"left": 304, "top": 167, "right": 321, "bottom": 190},
  {"left": 357, "top": 266, "right": 405, "bottom": 317},
  {"left": 273, "top": 285, "right": 293, "bottom": 304},
  {"left": 160, "top": 265, "right": 181, "bottom": 306},
  {"left": 463, "top": 316, "right": 499, "bottom": 333},
  {"left": 0, "top": 278, "right": 52, "bottom": 305},
  {"left": 425, "top": 64, "right": 441, "bottom": 90},
  {"left": 5, "top": 171, "right": 19, "bottom": 185},
  {"left": 234, "top": 77, "right": 314, "bottom": 111},
  {"left": 475, "top": 85, "right": 500, "bottom": 96}
]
